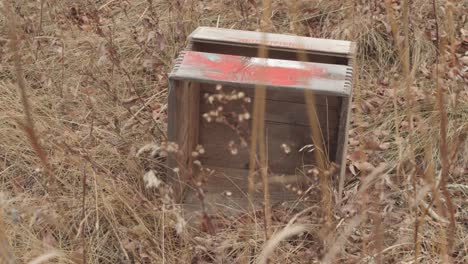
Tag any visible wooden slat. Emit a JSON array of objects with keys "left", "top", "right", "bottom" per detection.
[
  {"left": 200, "top": 84, "right": 342, "bottom": 106},
  {"left": 183, "top": 167, "right": 305, "bottom": 216},
  {"left": 167, "top": 81, "right": 200, "bottom": 202},
  {"left": 200, "top": 94, "right": 340, "bottom": 127},
  {"left": 191, "top": 42, "right": 347, "bottom": 65},
  {"left": 170, "top": 51, "right": 352, "bottom": 97},
  {"left": 198, "top": 121, "right": 337, "bottom": 173},
  {"left": 189, "top": 27, "right": 354, "bottom": 58}
]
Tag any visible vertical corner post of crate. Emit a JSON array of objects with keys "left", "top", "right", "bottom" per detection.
[
  {"left": 335, "top": 44, "right": 356, "bottom": 196},
  {"left": 167, "top": 76, "right": 200, "bottom": 203}
]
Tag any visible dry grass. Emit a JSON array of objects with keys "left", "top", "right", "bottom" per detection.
[{"left": 0, "top": 0, "right": 467, "bottom": 263}]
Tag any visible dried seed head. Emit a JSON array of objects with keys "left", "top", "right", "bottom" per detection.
[
  {"left": 208, "top": 95, "right": 214, "bottom": 104},
  {"left": 196, "top": 145, "right": 205, "bottom": 154},
  {"left": 191, "top": 151, "right": 199, "bottom": 157},
  {"left": 167, "top": 142, "right": 179, "bottom": 152},
  {"left": 143, "top": 170, "right": 162, "bottom": 189},
  {"left": 238, "top": 91, "right": 245, "bottom": 98},
  {"left": 193, "top": 160, "right": 202, "bottom": 166},
  {"left": 173, "top": 167, "right": 180, "bottom": 173},
  {"left": 281, "top": 143, "right": 291, "bottom": 154},
  {"left": 175, "top": 216, "right": 186, "bottom": 235},
  {"left": 203, "top": 113, "right": 212, "bottom": 123},
  {"left": 240, "top": 140, "right": 247, "bottom": 147},
  {"left": 309, "top": 168, "right": 319, "bottom": 176},
  {"left": 244, "top": 97, "right": 251, "bottom": 103},
  {"left": 216, "top": 84, "right": 222, "bottom": 91},
  {"left": 239, "top": 112, "right": 250, "bottom": 122},
  {"left": 228, "top": 140, "right": 238, "bottom": 155},
  {"left": 224, "top": 191, "right": 232, "bottom": 197}
]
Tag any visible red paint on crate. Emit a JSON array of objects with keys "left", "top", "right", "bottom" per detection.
[{"left": 183, "top": 51, "right": 326, "bottom": 86}]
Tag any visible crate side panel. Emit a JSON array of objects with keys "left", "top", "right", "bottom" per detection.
[{"left": 199, "top": 121, "right": 337, "bottom": 172}]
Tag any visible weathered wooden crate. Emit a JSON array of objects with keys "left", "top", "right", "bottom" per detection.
[{"left": 167, "top": 27, "right": 354, "bottom": 217}]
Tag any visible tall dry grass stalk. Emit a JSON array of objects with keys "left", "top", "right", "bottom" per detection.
[
  {"left": 323, "top": 164, "right": 386, "bottom": 263},
  {"left": 0, "top": 213, "right": 15, "bottom": 264},
  {"left": 396, "top": 1, "right": 419, "bottom": 261},
  {"left": 434, "top": 0, "right": 456, "bottom": 257},
  {"left": 3, "top": 2, "right": 53, "bottom": 192},
  {"left": 383, "top": 0, "right": 403, "bottom": 181},
  {"left": 256, "top": 224, "right": 308, "bottom": 264},
  {"left": 26, "top": 251, "right": 63, "bottom": 264},
  {"left": 288, "top": 0, "right": 333, "bottom": 228},
  {"left": 248, "top": 0, "right": 273, "bottom": 240}
]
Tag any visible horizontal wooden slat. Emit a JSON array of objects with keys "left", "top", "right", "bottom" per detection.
[
  {"left": 191, "top": 42, "right": 348, "bottom": 65},
  {"left": 200, "top": 84, "right": 342, "bottom": 106},
  {"left": 200, "top": 94, "right": 340, "bottom": 127},
  {"left": 183, "top": 167, "right": 305, "bottom": 215},
  {"left": 170, "top": 51, "right": 352, "bottom": 97},
  {"left": 189, "top": 27, "right": 354, "bottom": 58},
  {"left": 198, "top": 121, "right": 337, "bottom": 173}
]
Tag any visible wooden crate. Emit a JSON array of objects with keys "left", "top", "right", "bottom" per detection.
[{"left": 167, "top": 27, "right": 354, "bottom": 217}]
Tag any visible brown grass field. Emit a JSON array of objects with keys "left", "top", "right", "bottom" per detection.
[{"left": 0, "top": 0, "right": 467, "bottom": 263}]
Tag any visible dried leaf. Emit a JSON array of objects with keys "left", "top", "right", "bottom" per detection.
[
  {"left": 379, "top": 142, "right": 390, "bottom": 150},
  {"left": 42, "top": 232, "right": 57, "bottom": 247},
  {"left": 354, "top": 161, "right": 375, "bottom": 172},
  {"left": 348, "top": 150, "right": 368, "bottom": 162},
  {"left": 363, "top": 138, "right": 382, "bottom": 151}
]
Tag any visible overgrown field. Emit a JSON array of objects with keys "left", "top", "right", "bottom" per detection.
[{"left": 0, "top": 0, "right": 467, "bottom": 263}]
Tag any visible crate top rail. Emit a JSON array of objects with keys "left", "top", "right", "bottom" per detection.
[
  {"left": 188, "top": 27, "right": 354, "bottom": 61},
  {"left": 170, "top": 51, "right": 353, "bottom": 97}
]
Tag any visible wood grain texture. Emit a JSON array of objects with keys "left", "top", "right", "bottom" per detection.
[
  {"left": 199, "top": 120, "right": 337, "bottom": 173},
  {"left": 182, "top": 167, "right": 305, "bottom": 217},
  {"left": 335, "top": 97, "right": 350, "bottom": 167},
  {"left": 189, "top": 27, "right": 354, "bottom": 58},
  {"left": 167, "top": 80, "right": 200, "bottom": 202},
  {"left": 200, "top": 84, "right": 341, "bottom": 107},
  {"left": 170, "top": 51, "right": 352, "bottom": 97},
  {"left": 200, "top": 93, "right": 339, "bottom": 127},
  {"left": 337, "top": 62, "right": 354, "bottom": 201},
  {"left": 191, "top": 42, "right": 347, "bottom": 65}
]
